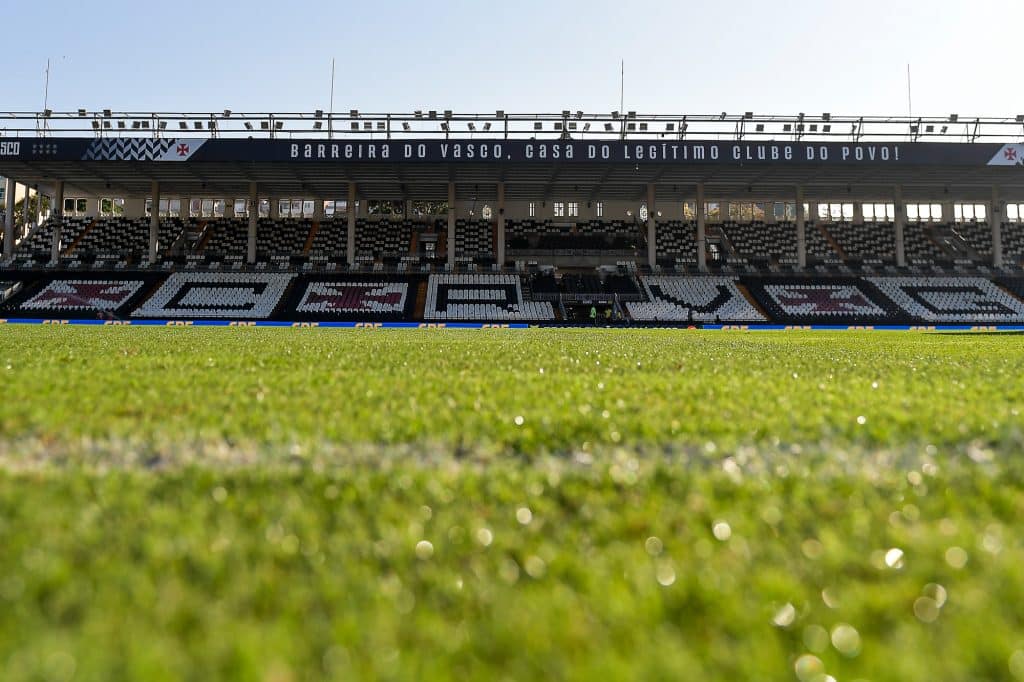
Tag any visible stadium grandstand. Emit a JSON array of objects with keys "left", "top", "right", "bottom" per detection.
[{"left": 2, "top": 109, "right": 1024, "bottom": 325}]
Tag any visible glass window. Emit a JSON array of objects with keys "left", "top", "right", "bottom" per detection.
[
  {"left": 568, "top": 202, "right": 579, "bottom": 217},
  {"left": 753, "top": 203, "right": 766, "bottom": 222},
  {"left": 190, "top": 199, "right": 201, "bottom": 217},
  {"left": 76, "top": 198, "right": 88, "bottom": 214},
  {"left": 1008, "top": 204, "right": 1021, "bottom": 221},
  {"left": 302, "top": 200, "right": 315, "bottom": 217},
  {"left": 100, "top": 198, "right": 113, "bottom": 215},
  {"left": 64, "top": 198, "right": 75, "bottom": 213},
  {"left": 168, "top": 199, "right": 181, "bottom": 218},
  {"left": 528, "top": 202, "right": 536, "bottom": 217},
  {"left": 553, "top": 202, "right": 565, "bottom": 218},
  {"left": 683, "top": 202, "right": 696, "bottom": 220},
  {"left": 234, "top": 199, "right": 247, "bottom": 217},
  {"left": 705, "top": 202, "right": 720, "bottom": 222},
  {"left": 596, "top": 202, "right": 604, "bottom": 218}
]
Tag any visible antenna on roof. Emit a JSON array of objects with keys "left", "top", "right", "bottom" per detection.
[
  {"left": 329, "top": 57, "right": 336, "bottom": 139},
  {"left": 906, "top": 64, "right": 913, "bottom": 121},
  {"left": 620, "top": 59, "right": 625, "bottom": 141}
]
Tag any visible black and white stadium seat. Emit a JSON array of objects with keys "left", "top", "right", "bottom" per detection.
[{"left": 424, "top": 274, "right": 554, "bottom": 321}]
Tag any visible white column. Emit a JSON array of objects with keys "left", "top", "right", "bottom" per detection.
[
  {"left": 894, "top": 185, "right": 906, "bottom": 267},
  {"left": 992, "top": 187, "right": 1003, "bottom": 268},
  {"left": 3, "top": 177, "right": 15, "bottom": 260},
  {"left": 149, "top": 181, "right": 160, "bottom": 263},
  {"left": 497, "top": 182, "right": 506, "bottom": 267},
  {"left": 447, "top": 182, "right": 456, "bottom": 268},
  {"left": 247, "top": 182, "right": 258, "bottom": 264},
  {"left": 647, "top": 183, "right": 657, "bottom": 268},
  {"left": 125, "top": 197, "right": 146, "bottom": 218},
  {"left": 51, "top": 181, "right": 65, "bottom": 264},
  {"left": 720, "top": 201, "right": 731, "bottom": 223},
  {"left": 34, "top": 188, "right": 42, "bottom": 229},
  {"left": 19, "top": 185, "right": 30, "bottom": 236},
  {"left": 853, "top": 202, "right": 865, "bottom": 224},
  {"left": 346, "top": 184, "right": 356, "bottom": 266},
  {"left": 696, "top": 182, "right": 707, "bottom": 272},
  {"left": 795, "top": 186, "right": 807, "bottom": 269},
  {"left": 942, "top": 201, "right": 955, "bottom": 225}
]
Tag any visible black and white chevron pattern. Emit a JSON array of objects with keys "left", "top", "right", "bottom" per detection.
[{"left": 83, "top": 138, "right": 177, "bottom": 161}]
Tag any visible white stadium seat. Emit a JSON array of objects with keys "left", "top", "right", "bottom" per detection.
[
  {"left": 627, "top": 276, "right": 766, "bottom": 322},
  {"left": 424, "top": 274, "right": 555, "bottom": 321}
]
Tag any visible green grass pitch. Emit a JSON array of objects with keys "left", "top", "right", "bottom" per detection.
[{"left": 1, "top": 327, "right": 1023, "bottom": 681}]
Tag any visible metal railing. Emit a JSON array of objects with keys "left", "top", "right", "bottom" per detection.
[{"left": 2, "top": 110, "right": 1023, "bottom": 143}]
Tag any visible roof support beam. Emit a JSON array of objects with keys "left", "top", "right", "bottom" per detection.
[
  {"left": 796, "top": 186, "right": 807, "bottom": 270},
  {"left": 696, "top": 182, "right": 707, "bottom": 273},
  {"left": 992, "top": 186, "right": 1003, "bottom": 268},
  {"left": 149, "top": 180, "right": 160, "bottom": 264},
  {"left": 347, "top": 183, "right": 356, "bottom": 266},
  {"left": 3, "top": 177, "right": 16, "bottom": 261},
  {"left": 893, "top": 185, "right": 906, "bottom": 268},
  {"left": 51, "top": 180, "right": 65, "bottom": 264}
]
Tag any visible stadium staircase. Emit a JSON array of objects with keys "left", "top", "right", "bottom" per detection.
[
  {"left": 930, "top": 225, "right": 980, "bottom": 262},
  {"left": 735, "top": 282, "right": 770, "bottom": 320},
  {"left": 413, "top": 281, "right": 428, "bottom": 319},
  {"left": 302, "top": 221, "right": 320, "bottom": 256},
  {"left": 64, "top": 218, "right": 98, "bottom": 256},
  {"left": 194, "top": 221, "right": 213, "bottom": 253},
  {"left": 437, "top": 230, "right": 447, "bottom": 260},
  {"left": 818, "top": 224, "right": 847, "bottom": 260}
]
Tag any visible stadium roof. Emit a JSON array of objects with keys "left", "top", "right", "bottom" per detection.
[{"left": 2, "top": 111, "right": 1023, "bottom": 200}]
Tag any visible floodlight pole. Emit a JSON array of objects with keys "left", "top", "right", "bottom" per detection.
[{"left": 329, "top": 58, "right": 335, "bottom": 140}]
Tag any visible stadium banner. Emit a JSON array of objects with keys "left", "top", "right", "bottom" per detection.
[
  {"left": 4, "top": 137, "right": 1024, "bottom": 167},
  {"left": 3, "top": 318, "right": 1023, "bottom": 332}
]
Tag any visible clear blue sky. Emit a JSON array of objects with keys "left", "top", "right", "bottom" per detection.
[{"left": 4, "top": 0, "right": 1023, "bottom": 117}]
